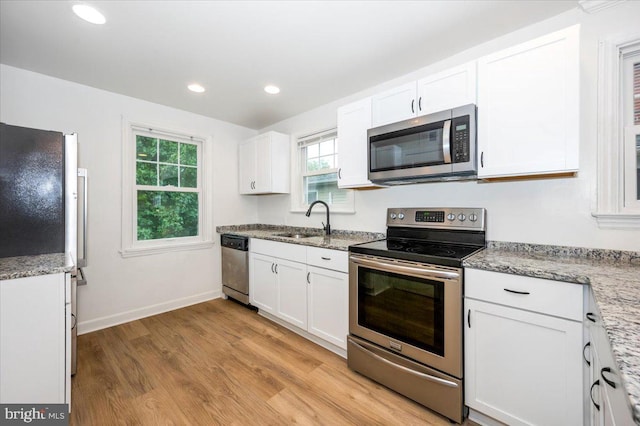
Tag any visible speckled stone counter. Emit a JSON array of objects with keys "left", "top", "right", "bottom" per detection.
[
  {"left": 216, "top": 224, "right": 385, "bottom": 251},
  {"left": 0, "top": 253, "right": 74, "bottom": 281},
  {"left": 463, "top": 242, "right": 640, "bottom": 423}
]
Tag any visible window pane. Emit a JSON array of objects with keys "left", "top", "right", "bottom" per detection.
[
  {"left": 306, "top": 144, "right": 319, "bottom": 159},
  {"left": 137, "top": 191, "right": 198, "bottom": 240},
  {"left": 304, "top": 172, "right": 349, "bottom": 205},
  {"left": 136, "top": 161, "right": 157, "bottom": 185},
  {"left": 159, "top": 164, "right": 179, "bottom": 186},
  {"left": 159, "top": 139, "right": 179, "bottom": 164},
  {"left": 180, "top": 143, "right": 198, "bottom": 166},
  {"left": 136, "top": 136, "right": 157, "bottom": 161},
  {"left": 181, "top": 166, "right": 197, "bottom": 188},
  {"left": 319, "top": 140, "right": 335, "bottom": 156}
]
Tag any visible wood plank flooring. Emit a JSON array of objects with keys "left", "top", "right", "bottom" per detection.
[{"left": 70, "top": 299, "right": 462, "bottom": 425}]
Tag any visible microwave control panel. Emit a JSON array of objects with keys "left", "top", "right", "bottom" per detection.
[{"left": 451, "top": 115, "right": 470, "bottom": 163}]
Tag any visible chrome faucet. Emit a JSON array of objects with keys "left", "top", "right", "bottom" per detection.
[{"left": 305, "top": 200, "right": 331, "bottom": 235}]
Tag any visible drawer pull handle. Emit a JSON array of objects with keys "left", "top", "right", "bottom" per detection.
[
  {"left": 306, "top": 272, "right": 310, "bottom": 284},
  {"left": 503, "top": 288, "right": 530, "bottom": 295},
  {"left": 583, "top": 342, "right": 591, "bottom": 366},
  {"left": 586, "top": 312, "right": 597, "bottom": 323},
  {"left": 321, "top": 256, "right": 331, "bottom": 261},
  {"left": 590, "top": 380, "right": 601, "bottom": 411},
  {"left": 601, "top": 367, "right": 617, "bottom": 389}
]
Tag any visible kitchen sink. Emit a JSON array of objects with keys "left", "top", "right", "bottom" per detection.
[{"left": 273, "top": 233, "right": 318, "bottom": 239}]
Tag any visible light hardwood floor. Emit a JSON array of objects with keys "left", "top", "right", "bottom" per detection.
[{"left": 70, "top": 299, "right": 464, "bottom": 425}]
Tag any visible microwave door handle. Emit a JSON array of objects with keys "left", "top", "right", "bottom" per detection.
[{"left": 442, "top": 120, "right": 452, "bottom": 164}]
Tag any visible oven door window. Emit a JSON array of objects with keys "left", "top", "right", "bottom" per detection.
[
  {"left": 370, "top": 122, "right": 446, "bottom": 172},
  {"left": 357, "top": 266, "right": 445, "bottom": 356}
]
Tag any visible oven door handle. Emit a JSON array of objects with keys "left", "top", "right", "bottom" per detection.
[
  {"left": 350, "top": 255, "right": 460, "bottom": 280},
  {"left": 349, "top": 339, "right": 459, "bottom": 388}
]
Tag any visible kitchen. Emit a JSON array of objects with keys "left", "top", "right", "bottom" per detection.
[{"left": 1, "top": 1, "right": 639, "bottom": 425}]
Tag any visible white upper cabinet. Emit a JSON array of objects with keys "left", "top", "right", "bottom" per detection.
[
  {"left": 371, "top": 81, "right": 417, "bottom": 127},
  {"left": 337, "top": 97, "right": 378, "bottom": 188},
  {"left": 238, "top": 131, "right": 290, "bottom": 194},
  {"left": 416, "top": 62, "right": 477, "bottom": 115},
  {"left": 477, "top": 25, "right": 580, "bottom": 179},
  {"left": 371, "top": 61, "right": 477, "bottom": 128}
]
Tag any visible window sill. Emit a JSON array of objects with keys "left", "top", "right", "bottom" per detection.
[
  {"left": 290, "top": 207, "right": 356, "bottom": 215},
  {"left": 592, "top": 213, "right": 640, "bottom": 229},
  {"left": 120, "top": 240, "right": 214, "bottom": 258}
]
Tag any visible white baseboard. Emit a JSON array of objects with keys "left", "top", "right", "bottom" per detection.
[
  {"left": 467, "top": 408, "right": 507, "bottom": 426},
  {"left": 77, "top": 290, "right": 221, "bottom": 335}
]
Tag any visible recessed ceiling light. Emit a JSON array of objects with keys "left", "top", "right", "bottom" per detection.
[
  {"left": 264, "top": 85, "right": 280, "bottom": 95},
  {"left": 72, "top": 4, "right": 106, "bottom": 25},
  {"left": 188, "top": 84, "right": 206, "bottom": 93}
]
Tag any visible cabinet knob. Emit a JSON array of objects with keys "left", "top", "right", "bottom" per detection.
[
  {"left": 590, "top": 380, "right": 601, "bottom": 412},
  {"left": 601, "top": 367, "right": 617, "bottom": 389}
]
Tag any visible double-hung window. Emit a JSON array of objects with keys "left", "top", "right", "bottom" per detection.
[
  {"left": 122, "top": 123, "right": 212, "bottom": 256},
  {"left": 296, "top": 129, "right": 354, "bottom": 212},
  {"left": 594, "top": 36, "right": 640, "bottom": 227},
  {"left": 622, "top": 50, "right": 640, "bottom": 209}
]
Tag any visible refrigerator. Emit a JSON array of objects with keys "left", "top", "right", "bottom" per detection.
[{"left": 0, "top": 122, "right": 87, "bottom": 375}]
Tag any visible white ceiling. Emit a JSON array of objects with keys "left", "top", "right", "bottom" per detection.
[{"left": 0, "top": 1, "right": 577, "bottom": 130}]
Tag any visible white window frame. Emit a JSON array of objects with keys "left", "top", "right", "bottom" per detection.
[
  {"left": 121, "top": 118, "right": 213, "bottom": 257},
  {"left": 291, "top": 128, "right": 355, "bottom": 213},
  {"left": 593, "top": 34, "right": 640, "bottom": 228}
]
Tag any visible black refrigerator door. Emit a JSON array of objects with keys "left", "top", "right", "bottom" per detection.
[{"left": 0, "top": 123, "right": 65, "bottom": 258}]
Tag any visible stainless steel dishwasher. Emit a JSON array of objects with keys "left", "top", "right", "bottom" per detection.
[{"left": 221, "top": 234, "right": 250, "bottom": 305}]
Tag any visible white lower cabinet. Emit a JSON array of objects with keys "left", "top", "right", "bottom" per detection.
[
  {"left": 250, "top": 249, "right": 307, "bottom": 329},
  {"left": 0, "top": 273, "right": 70, "bottom": 405},
  {"left": 275, "top": 259, "right": 307, "bottom": 330},
  {"left": 584, "top": 289, "right": 636, "bottom": 426},
  {"left": 465, "top": 269, "right": 584, "bottom": 426},
  {"left": 250, "top": 239, "right": 349, "bottom": 352},
  {"left": 307, "top": 265, "right": 348, "bottom": 348},
  {"left": 250, "top": 253, "right": 279, "bottom": 314}
]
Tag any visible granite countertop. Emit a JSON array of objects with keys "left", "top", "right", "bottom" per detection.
[
  {"left": 216, "top": 224, "right": 385, "bottom": 251},
  {"left": 0, "top": 253, "right": 75, "bottom": 281},
  {"left": 463, "top": 242, "right": 640, "bottom": 423}
]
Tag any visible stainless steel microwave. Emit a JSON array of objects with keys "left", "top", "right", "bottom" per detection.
[{"left": 367, "top": 104, "right": 476, "bottom": 185}]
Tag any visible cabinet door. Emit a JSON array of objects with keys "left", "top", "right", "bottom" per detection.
[
  {"left": 0, "top": 273, "right": 66, "bottom": 404},
  {"left": 307, "top": 266, "right": 348, "bottom": 349},
  {"left": 417, "top": 62, "right": 477, "bottom": 115},
  {"left": 371, "top": 82, "right": 417, "bottom": 127},
  {"left": 238, "top": 138, "right": 257, "bottom": 194},
  {"left": 250, "top": 253, "right": 277, "bottom": 314},
  {"left": 253, "top": 133, "right": 272, "bottom": 193},
  {"left": 337, "top": 98, "right": 377, "bottom": 188},
  {"left": 477, "top": 25, "right": 579, "bottom": 178},
  {"left": 465, "top": 298, "right": 583, "bottom": 426},
  {"left": 275, "top": 259, "right": 308, "bottom": 330}
]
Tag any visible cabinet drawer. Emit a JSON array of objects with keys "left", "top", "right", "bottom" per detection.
[
  {"left": 465, "top": 269, "right": 583, "bottom": 321},
  {"left": 306, "top": 247, "right": 348, "bottom": 273},
  {"left": 250, "top": 239, "right": 306, "bottom": 263}
]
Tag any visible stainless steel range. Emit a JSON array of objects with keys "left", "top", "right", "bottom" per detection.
[{"left": 347, "top": 207, "right": 486, "bottom": 424}]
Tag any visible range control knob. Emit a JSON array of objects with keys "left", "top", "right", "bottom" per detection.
[
  {"left": 458, "top": 213, "right": 466, "bottom": 222},
  {"left": 390, "top": 213, "right": 397, "bottom": 220},
  {"left": 398, "top": 213, "right": 405, "bottom": 220},
  {"left": 469, "top": 213, "right": 478, "bottom": 222},
  {"left": 447, "top": 213, "right": 456, "bottom": 221}
]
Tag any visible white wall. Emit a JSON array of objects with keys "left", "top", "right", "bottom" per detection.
[
  {"left": 258, "top": 3, "right": 640, "bottom": 252},
  {"left": 0, "top": 65, "right": 258, "bottom": 333}
]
